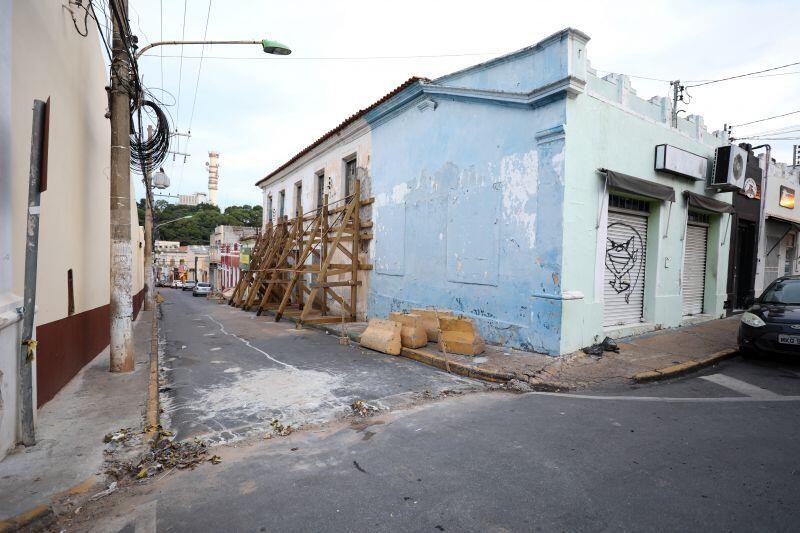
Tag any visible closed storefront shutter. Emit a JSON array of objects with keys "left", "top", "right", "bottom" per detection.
[
  {"left": 682, "top": 222, "right": 708, "bottom": 316},
  {"left": 604, "top": 205, "right": 648, "bottom": 327}
]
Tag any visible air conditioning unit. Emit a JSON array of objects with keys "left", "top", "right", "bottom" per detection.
[{"left": 710, "top": 145, "right": 747, "bottom": 191}]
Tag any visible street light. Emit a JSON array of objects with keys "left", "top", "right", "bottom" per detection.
[
  {"left": 135, "top": 38, "right": 292, "bottom": 59},
  {"left": 155, "top": 214, "right": 193, "bottom": 232}
]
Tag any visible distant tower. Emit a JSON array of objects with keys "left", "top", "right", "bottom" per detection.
[{"left": 206, "top": 151, "right": 219, "bottom": 206}]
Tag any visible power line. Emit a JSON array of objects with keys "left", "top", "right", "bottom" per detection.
[
  {"left": 160, "top": 0, "right": 163, "bottom": 90},
  {"left": 140, "top": 51, "right": 504, "bottom": 61},
  {"left": 187, "top": 0, "right": 212, "bottom": 132},
  {"left": 174, "top": 0, "right": 188, "bottom": 135},
  {"left": 730, "top": 110, "right": 800, "bottom": 128},
  {"left": 177, "top": 0, "right": 212, "bottom": 198},
  {"left": 685, "top": 59, "right": 800, "bottom": 88}
]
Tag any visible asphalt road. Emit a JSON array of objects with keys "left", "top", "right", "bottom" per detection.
[
  {"left": 158, "top": 289, "right": 479, "bottom": 444},
  {"left": 62, "top": 291, "right": 800, "bottom": 532}
]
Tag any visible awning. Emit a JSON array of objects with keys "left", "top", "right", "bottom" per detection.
[
  {"left": 683, "top": 191, "right": 734, "bottom": 214},
  {"left": 602, "top": 169, "right": 676, "bottom": 202}
]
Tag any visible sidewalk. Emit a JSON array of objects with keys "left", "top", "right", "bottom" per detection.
[
  {"left": 307, "top": 315, "right": 740, "bottom": 390},
  {"left": 0, "top": 310, "right": 154, "bottom": 527}
]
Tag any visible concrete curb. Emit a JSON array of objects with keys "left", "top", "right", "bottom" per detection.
[
  {"left": 246, "top": 306, "right": 738, "bottom": 389},
  {"left": 0, "top": 477, "right": 99, "bottom": 533},
  {"left": 0, "top": 311, "right": 162, "bottom": 532},
  {"left": 145, "top": 306, "right": 160, "bottom": 441},
  {"left": 0, "top": 504, "right": 54, "bottom": 533},
  {"left": 253, "top": 308, "right": 517, "bottom": 384},
  {"left": 631, "top": 348, "right": 739, "bottom": 383}
]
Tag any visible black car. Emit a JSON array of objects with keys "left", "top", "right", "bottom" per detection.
[{"left": 738, "top": 275, "right": 800, "bottom": 356}]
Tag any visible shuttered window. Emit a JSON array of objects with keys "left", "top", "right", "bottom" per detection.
[{"left": 604, "top": 202, "right": 648, "bottom": 327}]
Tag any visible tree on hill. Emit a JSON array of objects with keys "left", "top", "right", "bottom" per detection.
[{"left": 137, "top": 200, "right": 262, "bottom": 245}]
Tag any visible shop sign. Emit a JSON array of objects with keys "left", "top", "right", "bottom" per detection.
[
  {"left": 780, "top": 186, "right": 796, "bottom": 209},
  {"left": 654, "top": 144, "right": 708, "bottom": 181}
]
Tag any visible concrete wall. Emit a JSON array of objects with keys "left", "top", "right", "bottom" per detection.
[
  {"left": 364, "top": 28, "right": 583, "bottom": 354},
  {"left": 560, "top": 68, "right": 729, "bottom": 353},
  {"left": 0, "top": 1, "right": 140, "bottom": 455}
]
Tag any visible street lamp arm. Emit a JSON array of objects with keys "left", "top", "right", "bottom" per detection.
[
  {"left": 136, "top": 40, "right": 262, "bottom": 59},
  {"left": 154, "top": 215, "right": 193, "bottom": 230}
]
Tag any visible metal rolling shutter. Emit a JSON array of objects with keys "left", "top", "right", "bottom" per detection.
[
  {"left": 682, "top": 223, "right": 708, "bottom": 316},
  {"left": 604, "top": 209, "right": 648, "bottom": 327}
]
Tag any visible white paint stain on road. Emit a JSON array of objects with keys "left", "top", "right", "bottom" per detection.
[{"left": 205, "top": 314, "right": 296, "bottom": 370}]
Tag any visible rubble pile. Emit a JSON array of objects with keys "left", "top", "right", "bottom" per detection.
[{"left": 105, "top": 426, "right": 220, "bottom": 481}]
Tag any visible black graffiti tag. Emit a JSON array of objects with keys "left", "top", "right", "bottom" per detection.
[{"left": 605, "top": 222, "right": 644, "bottom": 304}]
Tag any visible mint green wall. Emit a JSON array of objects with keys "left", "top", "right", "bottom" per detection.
[{"left": 560, "top": 73, "right": 731, "bottom": 354}]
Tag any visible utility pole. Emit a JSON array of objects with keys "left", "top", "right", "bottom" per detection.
[
  {"left": 143, "top": 124, "right": 155, "bottom": 311},
  {"left": 670, "top": 80, "right": 681, "bottom": 128},
  {"left": 109, "top": 0, "right": 134, "bottom": 373},
  {"left": 18, "top": 99, "right": 47, "bottom": 446}
]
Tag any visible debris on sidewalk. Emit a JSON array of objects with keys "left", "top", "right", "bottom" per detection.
[
  {"left": 89, "top": 481, "right": 117, "bottom": 501},
  {"left": 104, "top": 425, "right": 219, "bottom": 482},
  {"left": 582, "top": 336, "right": 620, "bottom": 357},
  {"left": 350, "top": 399, "right": 379, "bottom": 417}
]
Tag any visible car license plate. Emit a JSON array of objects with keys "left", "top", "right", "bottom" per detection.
[{"left": 778, "top": 334, "right": 800, "bottom": 345}]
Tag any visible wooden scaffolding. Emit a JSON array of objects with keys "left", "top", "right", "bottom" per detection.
[{"left": 230, "top": 180, "right": 372, "bottom": 325}]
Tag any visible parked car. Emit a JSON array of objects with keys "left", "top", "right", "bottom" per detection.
[
  {"left": 738, "top": 275, "right": 800, "bottom": 356},
  {"left": 172, "top": 280, "right": 183, "bottom": 289},
  {"left": 193, "top": 282, "right": 212, "bottom": 297},
  {"left": 182, "top": 280, "right": 197, "bottom": 291}
]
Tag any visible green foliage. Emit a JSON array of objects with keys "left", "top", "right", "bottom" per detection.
[{"left": 137, "top": 199, "right": 262, "bottom": 245}]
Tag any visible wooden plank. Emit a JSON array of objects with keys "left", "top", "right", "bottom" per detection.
[
  {"left": 309, "top": 280, "right": 362, "bottom": 288},
  {"left": 301, "top": 197, "right": 356, "bottom": 321},
  {"left": 301, "top": 316, "right": 353, "bottom": 325}
]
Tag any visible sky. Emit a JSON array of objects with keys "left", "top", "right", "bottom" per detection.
[{"left": 127, "top": 0, "right": 800, "bottom": 208}]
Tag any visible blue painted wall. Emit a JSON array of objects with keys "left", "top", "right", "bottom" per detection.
[{"left": 366, "top": 94, "right": 567, "bottom": 354}]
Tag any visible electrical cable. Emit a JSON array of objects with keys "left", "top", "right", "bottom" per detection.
[
  {"left": 685, "top": 59, "right": 800, "bottom": 88},
  {"left": 730, "top": 110, "right": 800, "bottom": 128},
  {"left": 187, "top": 0, "right": 212, "bottom": 134},
  {"left": 175, "top": 0, "right": 189, "bottom": 136},
  {"left": 69, "top": 1, "right": 91, "bottom": 37},
  {"left": 130, "top": 99, "right": 171, "bottom": 174}
]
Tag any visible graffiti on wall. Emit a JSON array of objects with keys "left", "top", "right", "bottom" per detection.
[{"left": 605, "top": 222, "right": 644, "bottom": 304}]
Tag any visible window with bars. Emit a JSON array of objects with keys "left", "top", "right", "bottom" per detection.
[
  {"left": 279, "top": 190, "right": 285, "bottom": 218},
  {"left": 609, "top": 194, "right": 650, "bottom": 212}
]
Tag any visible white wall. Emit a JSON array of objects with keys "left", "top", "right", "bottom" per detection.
[
  {"left": 8, "top": 2, "right": 112, "bottom": 323},
  {"left": 258, "top": 119, "right": 372, "bottom": 319},
  {"left": 0, "top": 2, "right": 136, "bottom": 457}
]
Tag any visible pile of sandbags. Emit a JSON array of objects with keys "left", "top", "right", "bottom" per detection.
[
  {"left": 359, "top": 319, "right": 402, "bottom": 355},
  {"left": 359, "top": 308, "right": 485, "bottom": 356}
]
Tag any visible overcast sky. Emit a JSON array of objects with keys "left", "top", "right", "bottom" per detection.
[{"left": 129, "top": 0, "right": 800, "bottom": 208}]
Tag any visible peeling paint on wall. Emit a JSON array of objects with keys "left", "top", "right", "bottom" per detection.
[{"left": 500, "top": 150, "right": 539, "bottom": 247}]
